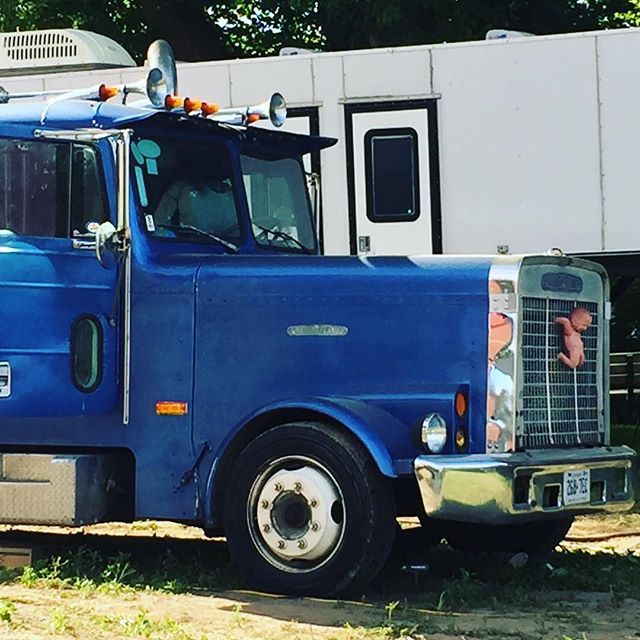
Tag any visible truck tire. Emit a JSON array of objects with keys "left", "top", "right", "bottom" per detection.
[
  {"left": 223, "top": 421, "right": 397, "bottom": 596},
  {"left": 443, "top": 517, "right": 574, "bottom": 554}
]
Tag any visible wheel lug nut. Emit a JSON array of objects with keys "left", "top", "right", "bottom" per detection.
[
  {"left": 297, "top": 539, "right": 307, "bottom": 549},
  {"left": 262, "top": 524, "right": 271, "bottom": 533},
  {"left": 274, "top": 482, "right": 283, "bottom": 492},
  {"left": 294, "top": 481, "right": 303, "bottom": 491},
  {"left": 310, "top": 499, "right": 318, "bottom": 507},
  {"left": 277, "top": 540, "right": 286, "bottom": 549},
  {"left": 310, "top": 521, "right": 320, "bottom": 532},
  {"left": 260, "top": 500, "right": 269, "bottom": 509}
]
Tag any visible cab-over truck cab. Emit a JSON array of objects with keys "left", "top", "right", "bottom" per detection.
[{"left": 0, "top": 42, "right": 635, "bottom": 596}]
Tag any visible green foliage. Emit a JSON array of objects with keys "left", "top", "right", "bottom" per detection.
[
  {"left": 50, "top": 607, "right": 74, "bottom": 634},
  {"left": 17, "top": 544, "right": 240, "bottom": 594},
  {"left": 214, "top": 0, "right": 324, "bottom": 56},
  {"left": 316, "top": 0, "right": 639, "bottom": 50},
  {"left": 1, "top": 0, "right": 640, "bottom": 62},
  {"left": 0, "top": 598, "right": 15, "bottom": 624},
  {"left": 611, "top": 0, "right": 640, "bottom": 25},
  {"left": 119, "top": 609, "right": 193, "bottom": 639}
]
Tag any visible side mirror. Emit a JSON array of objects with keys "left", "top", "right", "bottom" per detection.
[{"left": 95, "top": 221, "right": 120, "bottom": 269}]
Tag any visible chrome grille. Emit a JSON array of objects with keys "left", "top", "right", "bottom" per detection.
[{"left": 520, "top": 297, "right": 601, "bottom": 448}]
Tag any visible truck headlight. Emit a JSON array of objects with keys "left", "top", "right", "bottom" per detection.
[{"left": 421, "top": 413, "right": 447, "bottom": 453}]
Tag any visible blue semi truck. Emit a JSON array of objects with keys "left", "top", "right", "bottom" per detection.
[{"left": 0, "top": 41, "right": 635, "bottom": 596}]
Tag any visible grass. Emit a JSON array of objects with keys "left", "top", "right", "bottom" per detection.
[
  {"left": 0, "top": 538, "right": 632, "bottom": 640},
  {"left": 5, "top": 537, "right": 636, "bottom": 607},
  {"left": 6, "top": 543, "right": 240, "bottom": 596},
  {"left": 0, "top": 424, "right": 634, "bottom": 639}
]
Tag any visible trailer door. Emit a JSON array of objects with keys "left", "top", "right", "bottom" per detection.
[
  {"left": 345, "top": 101, "right": 441, "bottom": 256},
  {"left": 0, "top": 136, "right": 119, "bottom": 417}
]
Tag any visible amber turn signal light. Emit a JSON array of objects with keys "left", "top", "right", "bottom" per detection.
[
  {"left": 201, "top": 101, "right": 219, "bottom": 116},
  {"left": 455, "top": 427, "right": 467, "bottom": 450},
  {"left": 246, "top": 113, "right": 260, "bottom": 124},
  {"left": 455, "top": 391, "right": 467, "bottom": 417},
  {"left": 164, "top": 94, "right": 184, "bottom": 110},
  {"left": 155, "top": 401, "right": 188, "bottom": 416},
  {"left": 183, "top": 97, "right": 202, "bottom": 113},
  {"left": 98, "top": 84, "right": 120, "bottom": 101}
]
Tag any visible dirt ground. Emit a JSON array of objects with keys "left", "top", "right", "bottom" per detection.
[{"left": 0, "top": 514, "right": 638, "bottom": 640}]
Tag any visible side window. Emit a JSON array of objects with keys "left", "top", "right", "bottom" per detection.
[
  {"left": 364, "top": 128, "right": 420, "bottom": 223},
  {"left": 71, "top": 145, "right": 109, "bottom": 236},
  {"left": 0, "top": 139, "right": 107, "bottom": 238},
  {"left": 70, "top": 316, "right": 103, "bottom": 392},
  {"left": 0, "top": 139, "right": 69, "bottom": 237}
]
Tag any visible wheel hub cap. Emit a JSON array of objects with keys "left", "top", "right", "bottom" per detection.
[{"left": 255, "top": 465, "right": 343, "bottom": 561}]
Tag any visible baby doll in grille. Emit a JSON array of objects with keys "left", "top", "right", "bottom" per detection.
[{"left": 555, "top": 306, "right": 592, "bottom": 369}]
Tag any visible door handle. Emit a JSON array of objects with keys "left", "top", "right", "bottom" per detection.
[
  {"left": 72, "top": 234, "right": 96, "bottom": 250},
  {"left": 0, "top": 362, "right": 11, "bottom": 398}
]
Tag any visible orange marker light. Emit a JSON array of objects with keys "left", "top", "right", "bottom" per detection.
[
  {"left": 455, "top": 391, "right": 467, "bottom": 417},
  {"left": 201, "top": 101, "right": 219, "bottom": 116},
  {"left": 183, "top": 97, "right": 202, "bottom": 113},
  {"left": 164, "top": 94, "right": 184, "bottom": 110},
  {"left": 246, "top": 113, "right": 260, "bottom": 124},
  {"left": 155, "top": 401, "right": 188, "bottom": 416},
  {"left": 98, "top": 84, "right": 120, "bottom": 101}
]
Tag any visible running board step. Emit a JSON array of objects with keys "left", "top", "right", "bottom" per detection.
[{"left": 0, "top": 453, "right": 118, "bottom": 526}]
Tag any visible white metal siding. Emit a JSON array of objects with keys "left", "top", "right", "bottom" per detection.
[
  {"left": 433, "top": 36, "right": 603, "bottom": 255},
  {"left": 597, "top": 30, "right": 640, "bottom": 252},
  {"left": 342, "top": 48, "right": 433, "bottom": 99}
]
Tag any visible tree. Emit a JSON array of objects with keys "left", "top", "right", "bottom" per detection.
[
  {"left": 0, "top": 0, "right": 639, "bottom": 62},
  {"left": 315, "top": 0, "right": 639, "bottom": 51},
  {"left": 0, "top": 0, "right": 232, "bottom": 61},
  {"left": 610, "top": 0, "right": 640, "bottom": 26}
]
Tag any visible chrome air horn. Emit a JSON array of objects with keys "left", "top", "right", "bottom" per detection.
[{"left": 0, "top": 39, "right": 178, "bottom": 107}]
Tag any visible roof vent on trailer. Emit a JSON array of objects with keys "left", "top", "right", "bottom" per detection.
[
  {"left": 485, "top": 29, "right": 534, "bottom": 40},
  {"left": 0, "top": 29, "right": 136, "bottom": 76},
  {"left": 279, "top": 47, "right": 321, "bottom": 56}
]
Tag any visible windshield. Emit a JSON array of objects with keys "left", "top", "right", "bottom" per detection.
[
  {"left": 240, "top": 152, "right": 316, "bottom": 253},
  {"left": 131, "top": 133, "right": 241, "bottom": 246}
]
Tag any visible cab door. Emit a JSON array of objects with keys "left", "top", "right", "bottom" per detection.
[
  {"left": 345, "top": 100, "right": 441, "bottom": 256},
  {"left": 0, "top": 134, "right": 119, "bottom": 417}
]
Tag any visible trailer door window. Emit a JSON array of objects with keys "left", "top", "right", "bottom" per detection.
[{"left": 364, "top": 128, "right": 420, "bottom": 222}]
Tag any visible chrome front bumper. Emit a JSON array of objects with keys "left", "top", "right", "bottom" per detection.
[{"left": 414, "top": 446, "right": 636, "bottom": 524}]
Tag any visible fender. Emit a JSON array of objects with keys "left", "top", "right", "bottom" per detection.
[{"left": 202, "top": 396, "right": 416, "bottom": 528}]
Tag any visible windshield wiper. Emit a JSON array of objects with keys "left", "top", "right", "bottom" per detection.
[
  {"left": 253, "top": 224, "right": 314, "bottom": 254},
  {"left": 158, "top": 224, "right": 238, "bottom": 253}
]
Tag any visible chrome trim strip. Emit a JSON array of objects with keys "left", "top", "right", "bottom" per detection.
[
  {"left": 573, "top": 367, "right": 580, "bottom": 444},
  {"left": 545, "top": 298, "right": 554, "bottom": 445},
  {"left": 487, "top": 257, "right": 523, "bottom": 454},
  {"left": 117, "top": 130, "right": 132, "bottom": 426},
  {"left": 414, "top": 446, "right": 636, "bottom": 524}
]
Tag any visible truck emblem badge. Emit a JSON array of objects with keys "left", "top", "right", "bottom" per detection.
[
  {"left": 555, "top": 307, "right": 592, "bottom": 369},
  {"left": 287, "top": 324, "right": 348, "bottom": 337}
]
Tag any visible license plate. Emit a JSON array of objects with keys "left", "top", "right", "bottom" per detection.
[{"left": 563, "top": 469, "right": 591, "bottom": 505}]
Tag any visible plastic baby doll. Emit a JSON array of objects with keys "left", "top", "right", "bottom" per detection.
[{"left": 555, "top": 307, "right": 592, "bottom": 369}]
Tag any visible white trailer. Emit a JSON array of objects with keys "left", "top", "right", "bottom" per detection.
[{"left": 1, "top": 27, "right": 640, "bottom": 270}]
